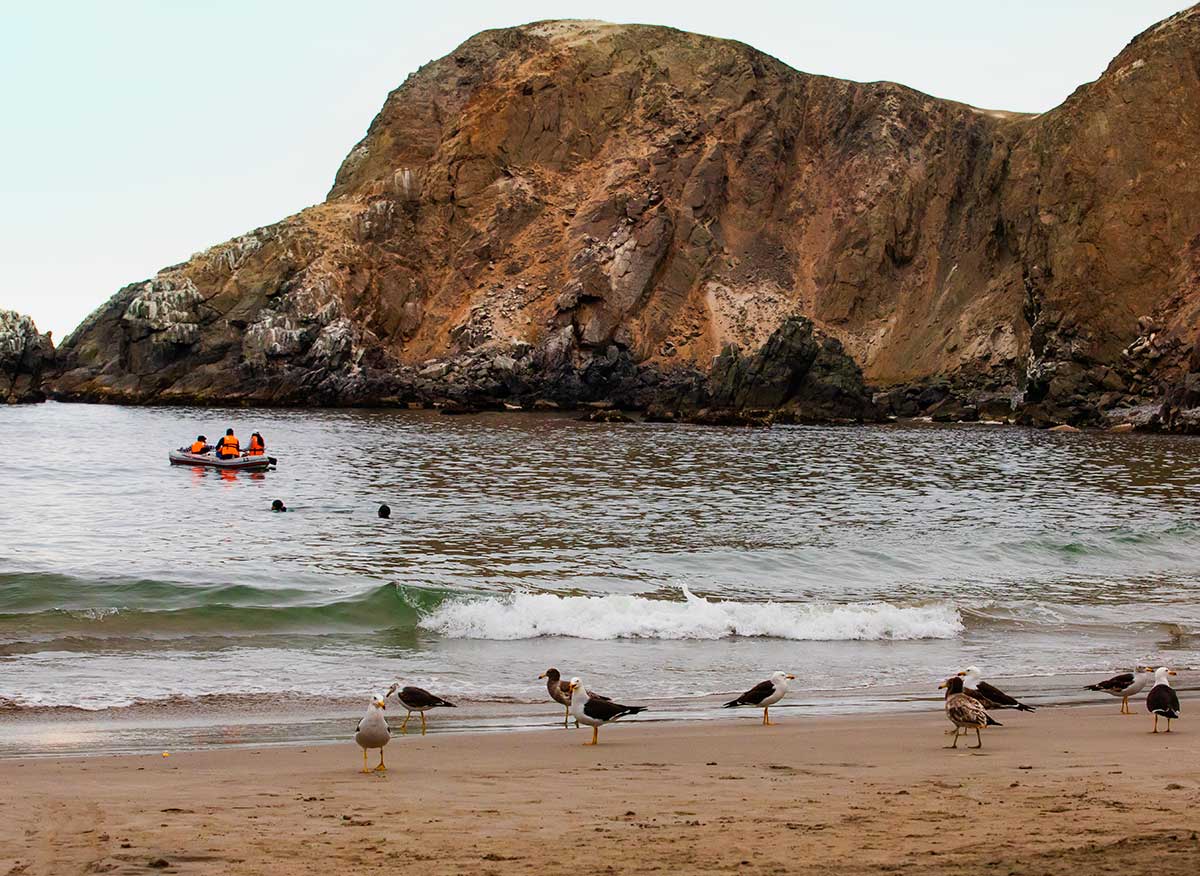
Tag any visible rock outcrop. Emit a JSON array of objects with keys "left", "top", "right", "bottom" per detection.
[
  {"left": 708, "top": 317, "right": 876, "bottom": 421},
  {"left": 48, "top": 8, "right": 1200, "bottom": 426},
  {"left": 1, "top": 311, "right": 54, "bottom": 404}
]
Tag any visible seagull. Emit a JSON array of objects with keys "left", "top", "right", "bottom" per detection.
[
  {"left": 940, "top": 676, "right": 1002, "bottom": 728},
  {"left": 939, "top": 675, "right": 995, "bottom": 748},
  {"left": 567, "top": 677, "right": 647, "bottom": 745},
  {"left": 354, "top": 695, "right": 390, "bottom": 773},
  {"left": 385, "top": 683, "right": 456, "bottom": 735},
  {"left": 538, "top": 668, "right": 609, "bottom": 728},
  {"left": 1146, "top": 667, "right": 1181, "bottom": 733},
  {"left": 958, "top": 666, "right": 1036, "bottom": 711},
  {"left": 722, "top": 671, "right": 796, "bottom": 725},
  {"left": 1085, "top": 666, "right": 1153, "bottom": 714}
]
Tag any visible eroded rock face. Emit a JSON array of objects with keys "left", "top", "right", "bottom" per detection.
[
  {"left": 1, "top": 311, "right": 55, "bottom": 403},
  {"left": 47, "top": 8, "right": 1200, "bottom": 425}
]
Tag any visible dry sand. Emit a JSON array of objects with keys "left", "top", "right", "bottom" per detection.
[{"left": 2, "top": 704, "right": 1198, "bottom": 875}]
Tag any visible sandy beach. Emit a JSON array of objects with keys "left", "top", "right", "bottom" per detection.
[{"left": 3, "top": 703, "right": 1198, "bottom": 875}]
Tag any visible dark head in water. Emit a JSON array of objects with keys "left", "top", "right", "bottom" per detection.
[
  {"left": 378, "top": 504, "right": 391, "bottom": 519},
  {"left": 226, "top": 428, "right": 234, "bottom": 436},
  {"left": 271, "top": 499, "right": 287, "bottom": 512},
  {"left": 196, "top": 435, "right": 206, "bottom": 442}
]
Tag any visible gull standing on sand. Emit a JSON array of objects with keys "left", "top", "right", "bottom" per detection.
[
  {"left": 722, "top": 671, "right": 796, "bottom": 725},
  {"left": 958, "top": 667, "right": 1036, "bottom": 712},
  {"left": 939, "top": 676, "right": 995, "bottom": 749},
  {"left": 355, "top": 695, "right": 390, "bottom": 773},
  {"left": 567, "top": 677, "right": 647, "bottom": 745},
  {"left": 1085, "top": 666, "right": 1153, "bottom": 714},
  {"left": 539, "top": 668, "right": 608, "bottom": 728},
  {"left": 386, "top": 683, "right": 456, "bottom": 735},
  {"left": 1146, "top": 667, "right": 1181, "bottom": 733}
]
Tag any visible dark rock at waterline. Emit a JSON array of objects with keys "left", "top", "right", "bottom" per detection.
[
  {"left": 872, "top": 388, "right": 921, "bottom": 418},
  {"left": 579, "top": 408, "right": 635, "bottom": 423},
  {"left": 1016, "top": 397, "right": 1105, "bottom": 429},
  {"left": 916, "top": 384, "right": 951, "bottom": 411},
  {"left": 439, "top": 401, "right": 484, "bottom": 415},
  {"left": 1, "top": 311, "right": 55, "bottom": 404},
  {"left": 928, "top": 396, "right": 978, "bottom": 423},
  {"left": 708, "top": 317, "right": 879, "bottom": 422},
  {"left": 683, "top": 408, "right": 774, "bottom": 428},
  {"left": 976, "top": 395, "right": 1016, "bottom": 422},
  {"left": 643, "top": 405, "right": 677, "bottom": 423}
]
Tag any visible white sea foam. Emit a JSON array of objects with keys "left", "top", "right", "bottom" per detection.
[{"left": 418, "top": 585, "right": 964, "bottom": 641}]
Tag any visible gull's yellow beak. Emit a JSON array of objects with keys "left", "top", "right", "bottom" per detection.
[
  {"left": 786, "top": 674, "right": 796, "bottom": 680},
  {"left": 956, "top": 670, "right": 967, "bottom": 676},
  {"left": 1169, "top": 670, "right": 1178, "bottom": 676},
  {"left": 937, "top": 681, "right": 948, "bottom": 689},
  {"left": 570, "top": 682, "right": 580, "bottom": 692},
  {"left": 538, "top": 673, "right": 547, "bottom": 679},
  {"left": 376, "top": 700, "right": 386, "bottom": 708}
]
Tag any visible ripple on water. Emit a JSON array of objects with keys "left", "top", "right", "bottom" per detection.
[{"left": 1, "top": 405, "right": 1199, "bottom": 723}]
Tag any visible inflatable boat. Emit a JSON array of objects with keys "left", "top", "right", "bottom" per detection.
[{"left": 168, "top": 449, "right": 276, "bottom": 471}]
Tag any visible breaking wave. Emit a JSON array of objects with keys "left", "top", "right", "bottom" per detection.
[
  {"left": 417, "top": 585, "right": 963, "bottom": 641},
  {"left": 0, "top": 574, "right": 962, "bottom": 645}
]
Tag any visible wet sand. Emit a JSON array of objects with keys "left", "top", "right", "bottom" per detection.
[{"left": 2, "top": 703, "right": 1198, "bottom": 875}]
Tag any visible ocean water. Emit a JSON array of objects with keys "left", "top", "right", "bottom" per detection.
[{"left": 2, "top": 402, "right": 1198, "bottom": 755}]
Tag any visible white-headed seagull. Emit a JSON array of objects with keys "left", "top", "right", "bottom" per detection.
[
  {"left": 539, "top": 668, "right": 609, "bottom": 728},
  {"left": 1085, "top": 666, "right": 1152, "bottom": 714},
  {"left": 723, "top": 671, "right": 796, "bottom": 726},
  {"left": 354, "top": 695, "right": 390, "bottom": 773},
  {"left": 1146, "top": 667, "right": 1181, "bottom": 733},
  {"left": 567, "top": 677, "right": 647, "bottom": 745}
]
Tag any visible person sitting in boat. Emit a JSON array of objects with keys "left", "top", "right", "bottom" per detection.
[
  {"left": 215, "top": 428, "right": 241, "bottom": 459},
  {"left": 188, "top": 435, "right": 211, "bottom": 455},
  {"left": 247, "top": 431, "right": 266, "bottom": 456}
]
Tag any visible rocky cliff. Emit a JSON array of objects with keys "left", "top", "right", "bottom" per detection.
[
  {"left": 49, "top": 8, "right": 1200, "bottom": 426},
  {"left": 1, "top": 311, "right": 54, "bottom": 404}
]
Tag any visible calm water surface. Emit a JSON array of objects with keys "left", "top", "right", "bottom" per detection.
[{"left": 2, "top": 402, "right": 1198, "bottom": 754}]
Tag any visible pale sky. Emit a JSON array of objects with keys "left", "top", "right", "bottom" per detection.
[{"left": 1, "top": 1, "right": 1190, "bottom": 339}]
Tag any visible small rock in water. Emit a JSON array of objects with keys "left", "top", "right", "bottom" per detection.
[{"left": 1048, "top": 424, "right": 1080, "bottom": 433}]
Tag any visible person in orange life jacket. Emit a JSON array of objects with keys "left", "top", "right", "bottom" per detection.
[
  {"left": 189, "top": 435, "right": 211, "bottom": 454},
  {"left": 247, "top": 432, "right": 266, "bottom": 456},
  {"left": 216, "top": 428, "right": 240, "bottom": 459}
]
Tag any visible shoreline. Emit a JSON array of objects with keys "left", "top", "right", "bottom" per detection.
[
  {"left": 3, "top": 675, "right": 1193, "bottom": 759},
  {"left": 2, "top": 703, "right": 1197, "bottom": 874},
  {"left": 12, "top": 397, "right": 1185, "bottom": 435}
]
